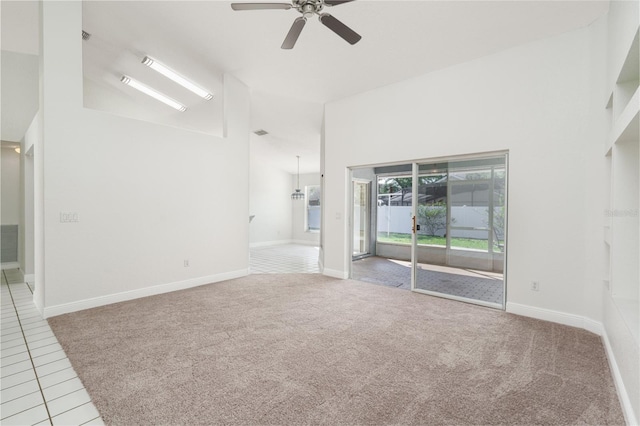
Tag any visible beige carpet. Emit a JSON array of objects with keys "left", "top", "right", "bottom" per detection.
[{"left": 48, "top": 274, "right": 624, "bottom": 425}]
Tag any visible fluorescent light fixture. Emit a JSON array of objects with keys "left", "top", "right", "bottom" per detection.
[
  {"left": 14, "top": 147, "right": 21, "bottom": 154},
  {"left": 142, "top": 56, "right": 213, "bottom": 101},
  {"left": 120, "top": 76, "right": 187, "bottom": 112}
]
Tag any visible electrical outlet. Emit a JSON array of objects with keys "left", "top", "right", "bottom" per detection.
[
  {"left": 183, "top": 260, "right": 189, "bottom": 267},
  {"left": 531, "top": 281, "right": 540, "bottom": 291}
]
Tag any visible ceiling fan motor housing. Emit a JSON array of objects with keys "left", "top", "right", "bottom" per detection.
[
  {"left": 295, "top": 0, "right": 324, "bottom": 17},
  {"left": 230, "top": 0, "right": 360, "bottom": 49}
]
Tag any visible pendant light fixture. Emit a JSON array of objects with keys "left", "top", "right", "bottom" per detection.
[{"left": 291, "top": 155, "right": 305, "bottom": 200}]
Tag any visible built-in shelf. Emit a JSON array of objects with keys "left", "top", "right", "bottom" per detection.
[
  {"left": 604, "top": 23, "right": 639, "bottom": 357},
  {"left": 612, "top": 297, "right": 640, "bottom": 345},
  {"left": 605, "top": 86, "right": 639, "bottom": 154},
  {"left": 605, "top": 28, "right": 639, "bottom": 153},
  {"left": 617, "top": 28, "right": 639, "bottom": 86},
  {"left": 601, "top": 13, "right": 639, "bottom": 424}
]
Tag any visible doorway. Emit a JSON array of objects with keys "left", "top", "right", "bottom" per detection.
[
  {"left": 350, "top": 154, "right": 507, "bottom": 309},
  {"left": 352, "top": 164, "right": 414, "bottom": 289},
  {"left": 352, "top": 179, "right": 371, "bottom": 260}
]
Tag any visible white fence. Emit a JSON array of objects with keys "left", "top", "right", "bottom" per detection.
[
  {"left": 308, "top": 206, "right": 321, "bottom": 230},
  {"left": 377, "top": 205, "right": 494, "bottom": 240}
]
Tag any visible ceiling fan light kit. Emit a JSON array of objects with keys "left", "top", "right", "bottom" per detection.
[{"left": 231, "top": 0, "right": 361, "bottom": 49}]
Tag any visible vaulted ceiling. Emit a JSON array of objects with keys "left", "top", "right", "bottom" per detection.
[{"left": 2, "top": 1, "right": 609, "bottom": 173}]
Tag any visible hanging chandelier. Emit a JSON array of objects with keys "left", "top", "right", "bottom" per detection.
[{"left": 291, "top": 155, "right": 305, "bottom": 200}]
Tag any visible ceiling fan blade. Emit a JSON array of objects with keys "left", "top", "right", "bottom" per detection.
[
  {"left": 281, "top": 17, "right": 307, "bottom": 49},
  {"left": 324, "top": 0, "right": 355, "bottom": 6},
  {"left": 319, "top": 14, "right": 361, "bottom": 45},
  {"left": 231, "top": 3, "right": 292, "bottom": 11}
]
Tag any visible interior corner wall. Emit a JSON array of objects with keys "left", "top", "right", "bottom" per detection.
[
  {"left": 18, "top": 139, "right": 25, "bottom": 271},
  {"left": 324, "top": 24, "right": 599, "bottom": 317},
  {"left": 319, "top": 112, "right": 326, "bottom": 268},
  {"left": 581, "top": 15, "right": 609, "bottom": 326},
  {"left": 249, "top": 155, "right": 293, "bottom": 246},
  {"left": 39, "top": 2, "right": 250, "bottom": 315},
  {"left": 22, "top": 114, "right": 37, "bottom": 278},
  {"left": 292, "top": 173, "right": 320, "bottom": 246}
]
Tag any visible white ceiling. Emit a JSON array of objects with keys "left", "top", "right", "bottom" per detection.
[
  {"left": 0, "top": 1, "right": 39, "bottom": 55},
  {"left": 2, "top": 0, "right": 610, "bottom": 173}
]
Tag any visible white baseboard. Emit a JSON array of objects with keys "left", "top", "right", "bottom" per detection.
[
  {"left": 34, "top": 291, "right": 44, "bottom": 317},
  {"left": 323, "top": 268, "right": 348, "bottom": 279},
  {"left": 507, "top": 302, "right": 636, "bottom": 425},
  {"left": 1, "top": 262, "right": 20, "bottom": 270},
  {"left": 582, "top": 316, "right": 604, "bottom": 336},
  {"left": 291, "top": 240, "right": 320, "bottom": 247},
  {"left": 506, "top": 302, "right": 591, "bottom": 330},
  {"left": 24, "top": 274, "right": 35, "bottom": 284},
  {"left": 43, "top": 269, "right": 249, "bottom": 318},
  {"left": 601, "top": 325, "right": 638, "bottom": 426},
  {"left": 249, "top": 240, "right": 292, "bottom": 248},
  {"left": 249, "top": 240, "right": 320, "bottom": 248}
]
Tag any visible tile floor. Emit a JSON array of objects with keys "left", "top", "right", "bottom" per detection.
[
  {"left": 250, "top": 244, "right": 320, "bottom": 274},
  {"left": 1, "top": 269, "right": 104, "bottom": 426},
  {"left": 352, "top": 256, "right": 504, "bottom": 305},
  {"left": 2, "top": 244, "right": 319, "bottom": 425}
]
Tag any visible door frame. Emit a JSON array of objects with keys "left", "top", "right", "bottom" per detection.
[
  {"left": 347, "top": 151, "right": 508, "bottom": 310},
  {"left": 410, "top": 155, "right": 508, "bottom": 309},
  {"left": 351, "top": 178, "right": 372, "bottom": 260}
]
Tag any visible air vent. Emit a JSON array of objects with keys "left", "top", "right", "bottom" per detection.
[
  {"left": 82, "top": 30, "right": 91, "bottom": 41},
  {"left": 253, "top": 129, "right": 268, "bottom": 136}
]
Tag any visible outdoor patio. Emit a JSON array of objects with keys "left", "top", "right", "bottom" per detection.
[{"left": 352, "top": 256, "right": 504, "bottom": 305}]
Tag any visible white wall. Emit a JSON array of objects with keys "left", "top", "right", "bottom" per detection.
[
  {"left": 1, "top": 147, "right": 21, "bottom": 225},
  {"left": 324, "top": 24, "right": 598, "bottom": 317},
  {"left": 248, "top": 167, "right": 320, "bottom": 247},
  {"left": 39, "top": 2, "right": 250, "bottom": 315},
  {"left": 1, "top": 145, "right": 21, "bottom": 267},
  {"left": 21, "top": 117, "right": 36, "bottom": 279},
  {"left": 324, "top": 8, "right": 640, "bottom": 422},
  {"left": 83, "top": 77, "right": 224, "bottom": 137},
  {"left": 249, "top": 149, "right": 293, "bottom": 246},
  {"left": 0, "top": 51, "right": 39, "bottom": 142},
  {"left": 292, "top": 173, "right": 320, "bottom": 245}
]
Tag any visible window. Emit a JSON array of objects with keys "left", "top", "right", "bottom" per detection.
[
  {"left": 306, "top": 185, "right": 321, "bottom": 232},
  {"left": 376, "top": 158, "right": 505, "bottom": 251}
]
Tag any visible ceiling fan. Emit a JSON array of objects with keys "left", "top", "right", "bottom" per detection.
[{"left": 230, "top": 0, "right": 361, "bottom": 49}]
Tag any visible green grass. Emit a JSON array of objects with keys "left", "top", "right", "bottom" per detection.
[{"left": 377, "top": 232, "right": 489, "bottom": 250}]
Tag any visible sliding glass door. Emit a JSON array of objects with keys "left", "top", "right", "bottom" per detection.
[
  {"left": 410, "top": 156, "right": 507, "bottom": 309},
  {"left": 350, "top": 154, "right": 507, "bottom": 308}
]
